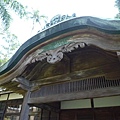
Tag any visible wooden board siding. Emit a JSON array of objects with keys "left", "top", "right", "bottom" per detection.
[
  {"left": 60, "top": 107, "right": 120, "bottom": 120},
  {"left": 41, "top": 109, "right": 59, "bottom": 120},
  {"left": 29, "top": 76, "right": 120, "bottom": 104}
]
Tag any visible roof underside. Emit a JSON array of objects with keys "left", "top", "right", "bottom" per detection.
[{"left": 0, "top": 16, "right": 120, "bottom": 94}]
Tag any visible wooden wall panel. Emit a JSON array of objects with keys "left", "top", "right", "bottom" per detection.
[{"left": 60, "top": 107, "right": 120, "bottom": 120}]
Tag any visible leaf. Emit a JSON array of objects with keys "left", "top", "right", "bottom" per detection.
[{"left": 0, "top": 4, "right": 12, "bottom": 30}]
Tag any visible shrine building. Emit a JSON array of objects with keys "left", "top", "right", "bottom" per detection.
[{"left": 0, "top": 15, "right": 120, "bottom": 120}]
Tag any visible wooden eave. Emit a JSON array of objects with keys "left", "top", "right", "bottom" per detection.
[{"left": 0, "top": 16, "right": 120, "bottom": 94}]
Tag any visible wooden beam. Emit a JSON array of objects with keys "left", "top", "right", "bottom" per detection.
[
  {"left": 48, "top": 111, "right": 51, "bottom": 120},
  {"left": 31, "top": 103, "right": 60, "bottom": 113},
  {"left": 28, "top": 87, "right": 120, "bottom": 104},
  {"left": 18, "top": 84, "right": 30, "bottom": 91},
  {"left": 31, "top": 62, "right": 120, "bottom": 90},
  {"left": 2, "top": 93, "right": 10, "bottom": 120},
  {"left": 12, "top": 77, "right": 30, "bottom": 87},
  {"left": 40, "top": 109, "right": 43, "bottom": 120},
  {"left": 12, "top": 77, "right": 31, "bottom": 91}
]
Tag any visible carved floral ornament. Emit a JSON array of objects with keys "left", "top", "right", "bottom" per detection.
[{"left": 29, "top": 42, "right": 86, "bottom": 64}]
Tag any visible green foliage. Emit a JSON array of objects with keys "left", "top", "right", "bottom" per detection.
[
  {"left": 0, "top": 56, "right": 8, "bottom": 67},
  {"left": 0, "top": 31, "right": 20, "bottom": 66},
  {"left": 0, "top": 4, "right": 12, "bottom": 29},
  {"left": 115, "top": 0, "right": 120, "bottom": 18},
  {"left": 7, "top": 0, "right": 27, "bottom": 18},
  {"left": 29, "top": 10, "right": 47, "bottom": 23},
  {"left": 115, "top": 0, "right": 120, "bottom": 10},
  {"left": 28, "top": 9, "right": 48, "bottom": 32},
  {"left": 0, "top": 0, "right": 27, "bottom": 30},
  {"left": 0, "top": 1, "right": 48, "bottom": 66}
]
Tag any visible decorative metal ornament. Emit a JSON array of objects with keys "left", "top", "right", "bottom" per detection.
[{"left": 42, "top": 13, "right": 76, "bottom": 30}]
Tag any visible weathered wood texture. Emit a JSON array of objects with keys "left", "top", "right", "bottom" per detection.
[
  {"left": 31, "top": 102, "right": 60, "bottom": 113},
  {"left": 25, "top": 46, "right": 120, "bottom": 91},
  {"left": 28, "top": 87, "right": 120, "bottom": 104},
  {"left": 20, "top": 91, "right": 30, "bottom": 120},
  {"left": 60, "top": 107, "right": 120, "bottom": 120},
  {"left": 23, "top": 46, "right": 119, "bottom": 81},
  {"left": 40, "top": 109, "right": 59, "bottom": 120},
  {"left": 30, "top": 76, "right": 120, "bottom": 98},
  {"left": 1, "top": 27, "right": 120, "bottom": 86},
  {"left": 1, "top": 35, "right": 120, "bottom": 94},
  {"left": 0, "top": 101, "right": 7, "bottom": 120},
  {"left": 31, "top": 102, "right": 60, "bottom": 120}
]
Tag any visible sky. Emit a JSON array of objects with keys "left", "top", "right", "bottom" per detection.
[{"left": 8, "top": 0, "right": 120, "bottom": 44}]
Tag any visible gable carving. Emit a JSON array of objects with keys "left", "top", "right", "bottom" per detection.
[{"left": 29, "top": 42, "right": 85, "bottom": 64}]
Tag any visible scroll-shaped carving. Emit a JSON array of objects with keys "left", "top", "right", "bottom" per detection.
[{"left": 30, "top": 42, "right": 85, "bottom": 64}]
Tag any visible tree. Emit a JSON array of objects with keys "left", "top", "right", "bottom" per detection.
[
  {"left": 28, "top": 9, "right": 48, "bottom": 34},
  {"left": 115, "top": 0, "right": 120, "bottom": 18},
  {"left": 0, "top": 1, "right": 48, "bottom": 66},
  {"left": 0, "top": 0, "right": 27, "bottom": 30},
  {"left": 0, "top": 31, "right": 20, "bottom": 66},
  {"left": 0, "top": 0, "right": 26, "bottom": 66}
]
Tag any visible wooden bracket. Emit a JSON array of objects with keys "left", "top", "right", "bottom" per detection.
[
  {"left": 12, "top": 77, "right": 31, "bottom": 91},
  {"left": 18, "top": 84, "right": 30, "bottom": 91}
]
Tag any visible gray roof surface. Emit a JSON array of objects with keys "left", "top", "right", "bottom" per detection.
[{"left": 0, "top": 16, "right": 120, "bottom": 75}]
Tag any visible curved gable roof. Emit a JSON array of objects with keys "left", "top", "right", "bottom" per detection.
[{"left": 0, "top": 16, "right": 120, "bottom": 85}]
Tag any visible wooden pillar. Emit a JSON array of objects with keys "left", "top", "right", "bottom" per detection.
[
  {"left": 20, "top": 90, "right": 30, "bottom": 120},
  {"left": 48, "top": 111, "right": 51, "bottom": 120},
  {"left": 2, "top": 93, "right": 10, "bottom": 120},
  {"left": 40, "top": 109, "right": 43, "bottom": 120},
  {"left": 12, "top": 77, "right": 31, "bottom": 120},
  {"left": 91, "top": 99, "right": 96, "bottom": 120}
]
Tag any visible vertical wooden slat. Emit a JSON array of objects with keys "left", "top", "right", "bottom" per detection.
[
  {"left": 87, "top": 78, "right": 90, "bottom": 90},
  {"left": 30, "top": 76, "right": 120, "bottom": 98},
  {"left": 117, "top": 79, "right": 119, "bottom": 86}
]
